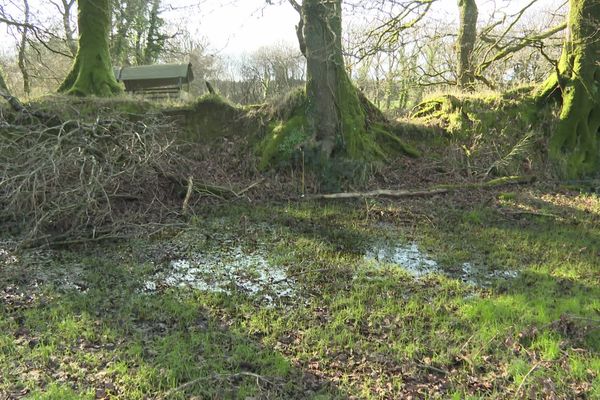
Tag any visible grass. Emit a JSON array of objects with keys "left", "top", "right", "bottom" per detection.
[{"left": 1, "top": 188, "right": 599, "bottom": 399}]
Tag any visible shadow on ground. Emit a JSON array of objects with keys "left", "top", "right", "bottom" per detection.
[{"left": 0, "top": 252, "right": 347, "bottom": 400}]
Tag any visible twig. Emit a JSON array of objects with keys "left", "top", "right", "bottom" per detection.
[
  {"left": 564, "top": 314, "right": 600, "bottom": 325},
  {"left": 416, "top": 363, "right": 449, "bottom": 376},
  {"left": 502, "top": 210, "right": 557, "bottom": 218},
  {"left": 514, "top": 362, "right": 541, "bottom": 399},
  {"left": 235, "top": 178, "right": 264, "bottom": 197},
  {"left": 182, "top": 175, "right": 193, "bottom": 211}
]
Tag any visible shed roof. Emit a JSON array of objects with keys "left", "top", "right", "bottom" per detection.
[{"left": 114, "top": 63, "right": 194, "bottom": 83}]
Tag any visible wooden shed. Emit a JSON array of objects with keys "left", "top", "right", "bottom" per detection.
[{"left": 113, "top": 63, "right": 194, "bottom": 96}]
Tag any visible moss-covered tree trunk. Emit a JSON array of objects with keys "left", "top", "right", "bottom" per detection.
[
  {"left": 58, "top": 0, "right": 122, "bottom": 96},
  {"left": 302, "top": 0, "right": 369, "bottom": 159},
  {"left": 457, "top": 0, "right": 478, "bottom": 89},
  {"left": 536, "top": 0, "right": 600, "bottom": 176}
]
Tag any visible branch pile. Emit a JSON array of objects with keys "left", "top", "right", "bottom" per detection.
[{"left": 0, "top": 111, "right": 182, "bottom": 246}]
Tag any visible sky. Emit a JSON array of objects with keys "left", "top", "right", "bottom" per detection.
[
  {"left": 167, "top": 0, "right": 566, "bottom": 56},
  {"left": 0, "top": 0, "right": 565, "bottom": 58}
]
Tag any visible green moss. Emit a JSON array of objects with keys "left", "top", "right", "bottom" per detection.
[
  {"left": 534, "top": 0, "right": 600, "bottom": 178},
  {"left": 258, "top": 115, "right": 310, "bottom": 170},
  {"left": 28, "top": 95, "right": 156, "bottom": 118},
  {"left": 268, "top": 88, "right": 307, "bottom": 120},
  {"left": 338, "top": 74, "right": 374, "bottom": 161},
  {"left": 371, "top": 123, "right": 420, "bottom": 158},
  {"left": 193, "top": 93, "right": 237, "bottom": 109},
  {"left": 410, "top": 90, "right": 550, "bottom": 176},
  {"left": 256, "top": 88, "right": 420, "bottom": 178},
  {"left": 498, "top": 192, "right": 517, "bottom": 201},
  {"left": 413, "top": 92, "right": 538, "bottom": 138}
]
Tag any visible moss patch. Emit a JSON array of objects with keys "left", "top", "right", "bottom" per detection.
[
  {"left": 258, "top": 115, "right": 310, "bottom": 170},
  {"left": 412, "top": 91, "right": 538, "bottom": 138},
  {"left": 257, "top": 89, "right": 420, "bottom": 177},
  {"left": 410, "top": 89, "right": 556, "bottom": 177},
  {"left": 27, "top": 95, "right": 157, "bottom": 119}
]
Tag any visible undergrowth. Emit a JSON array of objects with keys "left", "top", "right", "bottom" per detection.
[
  {"left": 411, "top": 88, "right": 559, "bottom": 178},
  {"left": 0, "top": 101, "right": 183, "bottom": 245},
  {"left": 1, "top": 189, "right": 598, "bottom": 399}
]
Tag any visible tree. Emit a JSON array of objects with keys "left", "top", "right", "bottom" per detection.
[
  {"left": 255, "top": 0, "right": 419, "bottom": 171},
  {"left": 111, "top": 0, "right": 169, "bottom": 66},
  {"left": 141, "top": 0, "right": 166, "bottom": 64},
  {"left": 58, "top": 0, "right": 122, "bottom": 96},
  {"left": 49, "top": 0, "right": 78, "bottom": 56},
  {"left": 16, "top": 0, "right": 31, "bottom": 95},
  {"left": 536, "top": 0, "right": 600, "bottom": 176},
  {"left": 0, "top": 67, "right": 9, "bottom": 95},
  {"left": 299, "top": 0, "right": 373, "bottom": 159},
  {"left": 456, "top": 0, "right": 477, "bottom": 89}
]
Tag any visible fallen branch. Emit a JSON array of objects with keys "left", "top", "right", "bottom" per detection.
[
  {"left": 165, "top": 173, "right": 263, "bottom": 200},
  {"left": 235, "top": 178, "right": 265, "bottom": 197},
  {"left": 307, "top": 176, "right": 535, "bottom": 200},
  {"left": 309, "top": 188, "right": 450, "bottom": 200},
  {"left": 502, "top": 210, "right": 557, "bottom": 219}
]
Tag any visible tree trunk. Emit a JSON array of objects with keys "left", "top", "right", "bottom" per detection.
[
  {"left": 17, "top": 0, "right": 31, "bottom": 96},
  {"left": 61, "top": 0, "right": 78, "bottom": 56},
  {"left": 58, "top": 0, "right": 122, "bottom": 96},
  {"left": 0, "top": 67, "right": 9, "bottom": 94},
  {"left": 536, "top": 0, "right": 600, "bottom": 177},
  {"left": 457, "top": 0, "right": 478, "bottom": 89},
  {"left": 302, "top": 0, "right": 368, "bottom": 159}
]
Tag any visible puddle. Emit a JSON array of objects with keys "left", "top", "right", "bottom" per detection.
[
  {"left": 365, "top": 242, "right": 518, "bottom": 286},
  {"left": 366, "top": 243, "right": 439, "bottom": 277},
  {"left": 144, "top": 246, "right": 294, "bottom": 304}
]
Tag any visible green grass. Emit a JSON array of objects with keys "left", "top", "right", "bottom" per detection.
[{"left": 1, "top": 189, "right": 599, "bottom": 399}]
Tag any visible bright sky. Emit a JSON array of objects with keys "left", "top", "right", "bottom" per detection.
[
  {"left": 0, "top": 0, "right": 566, "bottom": 58},
  {"left": 170, "top": 0, "right": 565, "bottom": 56}
]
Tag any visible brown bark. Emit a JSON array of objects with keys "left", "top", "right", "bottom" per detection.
[
  {"left": 17, "top": 0, "right": 31, "bottom": 95},
  {"left": 302, "top": 0, "right": 367, "bottom": 159},
  {"left": 457, "top": 0, "right": 478, "bottom": 89}
]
